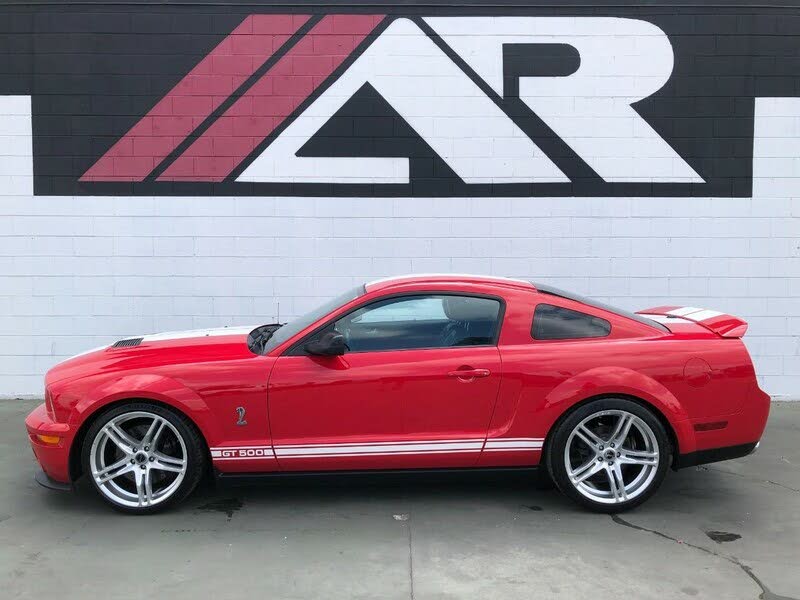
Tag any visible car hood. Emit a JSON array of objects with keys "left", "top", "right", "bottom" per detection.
[
  {"left": 114, "top": 325, "right": 256, "bottom": 346},
  {"left": 46, "top": 325, "right": 257, "bottom": 385}
]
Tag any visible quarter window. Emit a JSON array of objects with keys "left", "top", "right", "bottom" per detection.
[
  {"left": 325, "top": 294, "right": 502, "bottom": 352},
  {"left": 532, "top": 304, "right": 611, "bottom": 340}
]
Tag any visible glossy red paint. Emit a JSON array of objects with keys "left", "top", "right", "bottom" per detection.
[
  {"left": 269, "top": 345, "right": 502, "bottom": 471},
  {"left": 26, "top": 275, "right": 770, "bottom": 484}
]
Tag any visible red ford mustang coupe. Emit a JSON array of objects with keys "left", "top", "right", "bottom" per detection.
[{"left": 26, "top": 275, "right": 770, "bottom": 514}]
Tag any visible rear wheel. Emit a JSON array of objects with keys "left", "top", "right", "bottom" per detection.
[
  {"left": 81, "top": 402, "right": 205, "bottom": 514},
  {"left": 548, "top": 398, "right": 671, "bottom": 512}
]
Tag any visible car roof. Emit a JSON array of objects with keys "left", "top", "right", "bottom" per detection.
[
  {"left": 363, "top": 275, "right": 668, "bottom": 332},
  {"left": 365, "top": 273, "right": 536, "bottom": 293}
]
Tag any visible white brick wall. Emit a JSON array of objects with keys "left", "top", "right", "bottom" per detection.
[{"left": 0, "top": 96, "right": 798, "bottom": 398}]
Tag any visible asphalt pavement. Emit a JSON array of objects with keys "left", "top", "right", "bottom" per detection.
[{"left": 1, "top": 399, "right": 798, "bottom": 600}]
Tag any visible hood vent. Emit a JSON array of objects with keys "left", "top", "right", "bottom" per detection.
[{"left": 112, "top": 337, "right": 143, "bottom": 348}]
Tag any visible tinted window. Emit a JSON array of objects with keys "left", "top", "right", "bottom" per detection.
[
  {"left": 323, "top": 294, "right": 502, "bottom": 352},
  {"left": 532, "top": 304, "right": 611, "bottom": 340},
  {"left": 531, "top": 282, "right": 668, "bottom": 332}
]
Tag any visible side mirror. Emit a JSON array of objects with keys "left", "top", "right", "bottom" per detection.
[{"left": 305, "top": 330, "right": 348, "bottom": 356}]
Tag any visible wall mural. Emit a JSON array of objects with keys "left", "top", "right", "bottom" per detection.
[{"left": 3, "top": 5, "right": 799, "bottom": 197}]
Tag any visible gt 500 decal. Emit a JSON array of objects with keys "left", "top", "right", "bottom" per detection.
[
  {"left": 13, "top": 8, "right": 792, "bottom": 198},
  {"left": 210, "top": 438, "right": 544, "bottom": 461},
  {"left": 210, "top": 446, "right": 276, "bottom": 460}
]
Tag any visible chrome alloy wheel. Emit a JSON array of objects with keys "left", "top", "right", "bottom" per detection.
[
  {"left": 563, "top": 409, "right": 660, "bottom": 505},
  {"left": 89, "top": 411, "right": 188, "bottom": 508}
]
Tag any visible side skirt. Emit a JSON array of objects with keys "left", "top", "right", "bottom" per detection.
[{"left": 215, "top": 466, "right": 542, "bottom": 487}]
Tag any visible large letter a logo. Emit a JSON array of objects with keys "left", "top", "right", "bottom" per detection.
[{"left": 237, "top": 18, "right": 567, "bottom": 184}]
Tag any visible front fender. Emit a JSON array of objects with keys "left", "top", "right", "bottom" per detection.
[
  {"left": 544, "top": 366, "right": 696, "bottom": 454},
  {"left": 70, "top": 373, "right": 219, "bottom": 446}
]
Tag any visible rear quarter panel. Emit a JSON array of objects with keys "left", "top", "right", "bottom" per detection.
[{"left": 488, "top": 290, "right": 763, "bottom": 460}]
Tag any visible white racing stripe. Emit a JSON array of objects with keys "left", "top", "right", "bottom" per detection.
[
  {"left": 667, "top": 306, "right": 702, "bottom": 317},
  {"left": 68, "top": 325, "right": 256, "bottom": 361},
  {"left": 278, "top": 441, "right": 484, "bottom": 456},
  {"left": 484, "top": 437, "right": 543, "bottom": 442},
  {"left": 485, "top": 443, "right": 543, "bottom": 447},
  {"left": 276, "top": 449, "right": 486, "bottom": 458},
  {"left": 141, "top": 325, "right": 255, "bottom": 343},
  {"left": 483, "top": 444, "right": 542, "bottom": 448},
  {"left": 211, "top": 437, "right": 545, "bottom": 461},
  {"left": 484, "top": 438, "right": 544, "bottom": 452},
  {"left": 683, "top": 309, "right": 724, "bottom": 321},
  {"left": 275, "top": 438, "right": 482, "bottom": 449},
  {"left": 665, "top": 307, "right": 725, "bottom": 322},
  {"left": 638, "top": 314, "right": 694, "bottom": 325}
]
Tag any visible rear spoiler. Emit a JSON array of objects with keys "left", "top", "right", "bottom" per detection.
[{"left": 637, "top": 306, "right": 748, "bottom": 338}]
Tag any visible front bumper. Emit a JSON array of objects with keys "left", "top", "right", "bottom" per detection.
[
  {"left": 25, "top": 403, "right": 73, "bottom": 484},
  {"left": 34, "top": 469, "right": 72, "bottom": 491}
]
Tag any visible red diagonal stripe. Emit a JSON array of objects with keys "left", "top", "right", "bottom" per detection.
[
  {"left": 158, "top": 14, "right": 385, "bottom": 182},
  {"left": 80, "top": 14, "right": 310, "bottom": 182}
]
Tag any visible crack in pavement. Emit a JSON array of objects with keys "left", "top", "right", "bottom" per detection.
[
  {"left": 610, "top": 515, "right": 798, "bottom": 600},
  {"left": 406, "top": 513, "right": 415, "bottom": 600},
  {"left": 699, "top": 466, "right": 800, "bottom": 495}
]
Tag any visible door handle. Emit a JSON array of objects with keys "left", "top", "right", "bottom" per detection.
[{"left": 447, "top": 368, "right": 491, "bottom": 379}]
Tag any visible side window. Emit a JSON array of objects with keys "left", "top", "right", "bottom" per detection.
[
  {"left": 352, "top": 297, "right": 446, "bottom": 323},
  {"left": 331, "top": 295, "right": 501, "bottom": 352},
  {"left": 532, "top": 304, "right": 611, "bottom": 340}
]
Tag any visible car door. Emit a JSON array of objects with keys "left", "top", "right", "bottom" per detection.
[{"left": 267, "top": 293, "right": 504, "bottom": 471}]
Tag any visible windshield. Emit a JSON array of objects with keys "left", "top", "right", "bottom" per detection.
[{"left": 260, "top": 285, "right": 366, "bottom": 354}]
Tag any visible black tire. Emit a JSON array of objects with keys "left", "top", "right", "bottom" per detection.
[
  {"left": 547, "top": 398, "right": 671, "bottom": 513},
  {"left": 81, "top": 401, "right": 206, "bottom": 514},
  {"left": 533, "top": 465, "right": 555, "bottom": 490}
]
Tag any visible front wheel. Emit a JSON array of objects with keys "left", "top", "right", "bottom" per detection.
[
  {"left": 81, "top": 402, "right": 206, "bottom": 514},
  {"left": 547, "top": 398, "right": 671, "bottom": 512}
]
